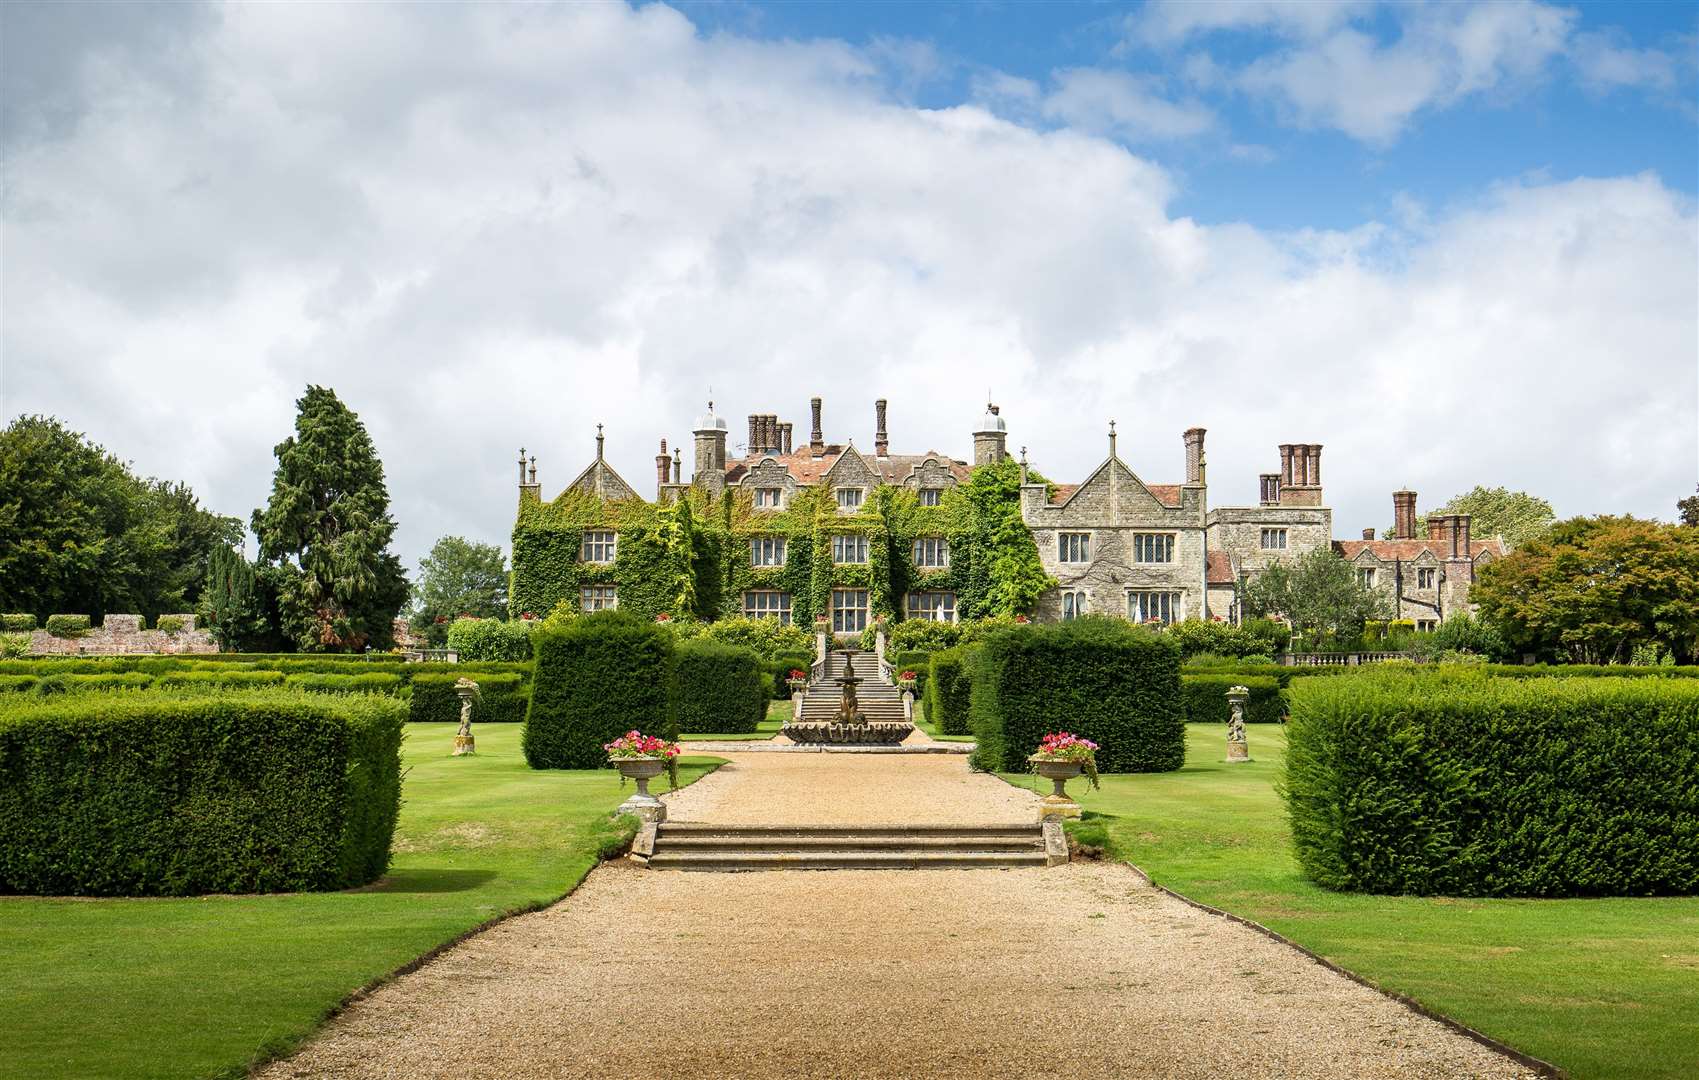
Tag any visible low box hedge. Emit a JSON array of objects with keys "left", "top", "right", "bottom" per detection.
[
  {"left": 524, "top": 611, "right": 674, "bottom": 769},
  {"left": 1284, "top": 672, "right": 1699, "bottom": 897},
  {"left": 673, "top": 639, "right": 768, "bottom": 735},
  {"left": 926, "top": 647, "right": 973, "bottom": 736},
  {"left": 2, "top": 614, "right": 37, "bottom": 632},
  {"left": 285, "top": 672, "right": 405, "bottom": 695},
  {"left": 969, "top": 618, "right": 1183, "bottom": 773},
  {"left": 44, "top": 614, "right": 91, "bottom": 637},
  {"left": 154, "top": 670, "right": 286, "bottom": 690},
  {"left": 0, "top": 691, "right": 404, "bottom": 896},
  {"left": 446, "top": 618, "right": 535, "bottom": 662},
  {"left": 409, "top": 673, "right": 528, "bottom": 724},
  {"left": 1181, "top": 674, "right": 1285, "bottom": 724}
]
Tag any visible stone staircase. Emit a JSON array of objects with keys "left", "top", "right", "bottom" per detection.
[
  {"left": 797, "top": 651, "right": 907, "bottom": 724},
  {"left": 646, "top": 823, "right": 1049, "bottom": 871}
]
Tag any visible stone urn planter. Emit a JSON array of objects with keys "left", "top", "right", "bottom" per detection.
[
  {"left": 1029, "top": 755, "right": 1084, "bottom": 819},
  {"left": 612, "top": 757, "right": 668, "bottom": 822},
  {"left": 786, "top": 678, "right": 808, "bottom": 695}
]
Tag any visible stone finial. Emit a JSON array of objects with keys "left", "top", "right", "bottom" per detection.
[
  {"left": 1108, "top": 419, "right": 1117, "bottom": 460},
  {"left": 518, "top": 447, "right": 528, "bottom": 485},
  {"left": 673, "top": 447, "right": 682, "bottom": 484},
  {"left": 1019, "top": 445, "right": 1029, "bottom": 485},
  {"left": 528, "top": 456, "right": 537, "bottom": 485},
  {"left": 596, "top": 423, "right": 605, "bottom": 461}
]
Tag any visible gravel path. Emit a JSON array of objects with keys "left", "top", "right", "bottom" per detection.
[
  {"left": 659, "top": 751, "right": 1038, "bottom": 825},
  {"left": 258, "top": 753, "right": 1533, "bottom": 1079}
]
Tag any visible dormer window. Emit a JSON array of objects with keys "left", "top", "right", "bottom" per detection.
[
  {"left": 836, "top": 487, "right": 864, "bottom": 511},
  {"left": 755, "top": 487, "right": 782, "bottom": 509}
]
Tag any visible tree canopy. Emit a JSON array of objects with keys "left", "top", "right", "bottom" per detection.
[
  {"left": 0, "top": 415, "right": 241, "bottom": 621},
  {"left": 410, "top": 535, "right": 508, "bottom": 646},
  {"left": 1242, "top": 547, "right": 1391, "bottom": 640},
  {"left": 1387, "top": 486, "right": 1555, "bottom": 548},
  {"left": 1473, "top": 515, "right": 1699, "bottom": 664},
  {"left": 1678, "top": 485, "right": 1698, "bottom": 528},
  {"left": 252, "top": 387, "right": 409, "bottom": 652}
]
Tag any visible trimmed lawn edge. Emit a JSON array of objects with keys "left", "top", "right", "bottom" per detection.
[
  {"left": 1103, "top": 853, "right": 1567, "bottom": 1080},
  {"left": 227, "top": 758, "right": 727, "bottom": 1080}
]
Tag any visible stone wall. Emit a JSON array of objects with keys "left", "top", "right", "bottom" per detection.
[
  {"left": 29, "top": 614, "right": 218, "bottom": 656},
  {"left": 1205, "top": 506, "right": 1335, "bottom": 580}
]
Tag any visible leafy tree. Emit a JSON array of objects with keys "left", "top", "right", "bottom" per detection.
[
  {"left": 0, "top": 415, "right": 240, "bottom": 621},
  {"left": 410, "top": 536, "right": 509, "bottom": 646},
  {"left": 1385, "top": 486, "right": 1555, "bottom": 548},
  {"left": 200, "top": 545, "right": 289, "bottom": 651},
  {"left": 1242, "top": 547, "right": 1392, "bottom": 642},
  {"left": 1473, "top": 515, "right": 1699, "bottom": 664},
  {"left": 252, "top": 387, "right": 410, "bottom": 652},
  {"left": 1678, "top": 484, "right": 1699, "bottom": 527}
]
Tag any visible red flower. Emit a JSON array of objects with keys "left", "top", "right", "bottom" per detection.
[
  {"left": 655, "top": 613, "right": 672, "bottom": 622},
  {"left": 1014, "top": 614, "right": 1030, "bottom": 623}
]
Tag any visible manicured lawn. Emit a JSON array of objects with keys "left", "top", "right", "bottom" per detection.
[
  {"left": 0, "top": 723, "right": 723, "bottom": 1080},
  {"left": 677, "top": 698, "right": 790, "bottom": 740},
  {"left": 1002, "top": 723, "right": 1699, "bottom": 1080}
]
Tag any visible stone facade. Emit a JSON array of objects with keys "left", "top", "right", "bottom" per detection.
[
  {"left": 515, "top": 396, "right": 1499, "bottom": 629},
  {"left": 28, "top": 614, "right": 217, "bottom": 655}
]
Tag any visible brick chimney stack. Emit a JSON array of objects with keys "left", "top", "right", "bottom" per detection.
[
  {"left": 875, "top": 399, "right": 889, "bottom": 458},
  {"left": 1456, "top": 514, "right": 1471, "bottom": 555},
  {"left": 1183, "top": 427, "right": 1206, "bottom": 485},
  {"left": 655, "top": 438, "right": 671, "bottom": 491},
  {"left": 1393, "top": 490, "right": 1418, "bottom": 540},
  {"left": 810, "top": 396, "right": 824, "bottom": 454},
  {"left": 780, "top": 422, "right": 793, "bottom": 455},
  {"left": 1362, "top": 527, "right": 1375, "bottom": 540}
]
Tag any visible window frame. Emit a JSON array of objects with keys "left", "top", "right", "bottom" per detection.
[
  {"left": 1416, "top": 567, "right": 1436, "bottom": 589},
  {"left": 580, "top": 529, "right": 617, "bottom": 564},
  {"left": 750, "top": 535, "right": 788, "bottom": 567},
  {"left": 580, "top": 584, "right": 618, "bottom": 611},
  {"left": 1259, "top": 528, "right": 1288, "bottom": 550},
  {"left": 1127, "top": 590, "right": 1179, "bottom": 625},
  {"left": 917, "top": 487, "right": 942, "bottom": 507},
  {"left": 831, "top": 588, "right": 869, "bottom": 634},
  {"left": 1132, "top": 532, "right": 1175, "bottom": 564},
  {"left": 835, "top": 487, "right": 864, "bottom": 511},
  {"left": 742, "top": 589, "right": 793, "bottom": 625},
  {"left": 1359, "top": 568, "right": 1377, "bottom": 588},
  {"left": 1058, "top": 532, "right": 1091, "bottom": 564},
  {"left": 912, "top": 536, "right": 950, "bottom": 568},
  {"left": 1060, "top": 589, "right": 1087, "bottom": 621},
  {"left": 754, "top": 487, "right": 783, "bottom": 509},
  {"left": 905, "top": 591, "right": 957, "bottom": 623},
  {"left": 831, "top": 533, "right": 868, "bottom": 565}
]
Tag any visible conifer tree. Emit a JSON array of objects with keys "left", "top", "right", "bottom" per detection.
[{"left": 252, "top": 386, "right": 410, "bottom": 651}]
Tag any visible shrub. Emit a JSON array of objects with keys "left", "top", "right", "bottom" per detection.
[
  {"left": 768, "top": 650, "right": 813, "bottom": 700},
  {"left": 409, "top": 673, "right": 527, "bottom": 724},
  {"left": 697, "top": 617, "right": 812, "bottom": 663},
  {"left": 891, "top": 649, "right": 933, "bottom": 700},
  {"left": 154, "top": 670, "right": 285, "bottom": 690},
  {"left": 1284, "top": 672, "right": 1699, "bottom": 896},
  {"left": 968, "top": 618, "right": 1183, "bottom": 773},
  {"left": 1180, "top": 675, "right": 1284, "bottom": 724},
  {"left": 0, "top": 633, "right": 29, "bottom": 659},
  {"left": 0, "top": 675, "right": 38, "bottom": 693},
  {"left": 2, "top": 614, "right": 37, "bottom": 632},
  {"left": 1431, "top": 614, "right": 1508, "bottom": 660},
  {"left": 1165, "top": 619, "right": 1270, "bottom": 659},
  {"left": 925, "top": 647, "right": 973, "bottom": 735},
  {"left": 1242, "top": 617, "right": 1291, "bottom": 653},
  {"left": 672, "top": 640, "right": 767, "bottom": 734},
  {"left": 0, "top": 691, "right": 404, "bottom": 895},
  {"left": 887, "top": 619, "right": 964, "bottom": 653},
  {"left": 446, "top": 617, "right": 534, "bottom": 662},
  {"left": 155, "top": 615, "right": 190, "bottom": 634},
  {"left": 44, "top": 615, "right": 91, "bottom": 638},
  {"left": 284, "top": 672, "right": 405, "bottom": 695},
  {"left": 523, "top": 611, "right": 673, "bottom": 768}
]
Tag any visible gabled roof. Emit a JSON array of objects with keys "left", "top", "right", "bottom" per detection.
[
  {"left": 1045, "top": 459, "right": 1183, "bottom": 509},
  {"left": 564, "top": 457, "right": 639, "bottom": 501},
  {"left": 724, "top": 447, "right": 971, "bottom": 487},
  {"left": 1333, "top": 538, "right": 1508, "bottom": 563},
  {"left": 1206, "top": 549, "right": 1235, "bottom": 585}
]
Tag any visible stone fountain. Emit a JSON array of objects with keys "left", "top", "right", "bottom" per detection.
[{"left": 780, "top": 651, "right": 914, "bottom": 745}]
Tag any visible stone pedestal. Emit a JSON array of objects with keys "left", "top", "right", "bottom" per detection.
[
  {"left": 1041, "top": 819, "right": 1070, "bottom": 866},
  {"left": 614, "top": 759, "right": 668, "bottom": 822},
  {"left": 1225, "top": 685, "right": 1251, "bottom": 764},
  {"left": 452, "top": 734, "right": 476, "bottom": 756},
  {"left": 1031, "top": 757, "right": 1083, "bottom": 819},
  {"left": 453, "top": 678, "right": 479, "bottom": 756}
]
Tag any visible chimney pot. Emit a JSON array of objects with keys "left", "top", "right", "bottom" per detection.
[{"left": 1363, "top": 528, "right": 1375, "bottom": 541}]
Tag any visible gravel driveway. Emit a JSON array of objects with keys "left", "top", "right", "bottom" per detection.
[{"left": 258, "top": 754, "right": 1534, "bottom": 1080}]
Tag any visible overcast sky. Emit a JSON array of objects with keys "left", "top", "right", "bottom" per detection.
[{"left": 3, "top": 0, "right": 1695, "bottom": 574}]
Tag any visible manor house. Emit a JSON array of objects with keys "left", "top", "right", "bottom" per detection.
[{"left": 510, "top": 397, "right": 1500, "bottom": 632}]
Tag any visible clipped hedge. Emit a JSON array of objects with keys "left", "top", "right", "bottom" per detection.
[
  {"left": 285, "top": 672, "right": 405, "bottom": 695},
  {"left": 409, "top": 673, "right": 528, "bottom": 725},
  {"left": 768, "top": 650, "right": 813, "bottom": 700},
  {"left": 446, "top": 618, "right": 535, "bottom": 662},
  {"left": 1285, "top": 672, "right": 1699, "bottom": 897},
  {"left": 3, "top": 614, "right": 37, "bottom": 632},
  {"left": 154, "top": 615, "right": 189, "bottom": 634},
  {"left": 673, "top": 640, "right": 768, "bottom": 735},
  {"left": 1181, "top": 674, "right": 1285, "bottom": 724},
  {"left": 44, "top": 614, "right": 91, "bottom": 637},
  {"left": 926, "top": 647, "right": 973, "bottom": 736},
  {"left": 524, "top": 611, "right": 674, "bottom": 768},
  {"left": 969, "top": 618, "right": 1182, "bottom": 773},
  {"left": 0, "top": 691, "right": 404, "bottom": 896},
  {"left": 154, "top": 670, "right": 286, "bottom": 691}
]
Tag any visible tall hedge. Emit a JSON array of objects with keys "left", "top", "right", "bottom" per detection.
[
  {"left": 1180, "top": 674, "right": 1285, "bottom": 724},
  {"left": 0, "top": 691, "right": 403, "bottom": 895},
  {"left": 523, "top": 610, "right": 674, "bottom": 768},
  {"left": 968, "top": 618, "right": 1183, "bottom": 773},
  {"left": 409, "top": 672, "right": 528, "bottom": 724},
  {"left": 926, "top": 647, "right": 974, "bottom": 736},
  {"left": 673, "top": 640, "right": 767, "bottom": 735},
  {"left": 1284, "top": 672, "right": 1699, "bottom": 897}
]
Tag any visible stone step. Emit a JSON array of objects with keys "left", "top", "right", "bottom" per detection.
[
  {"left": 658, "top": 834, "right": 1042, "bottom": 851},
  {"left": 647, "top": 850, "right": 1049, "bottom": 871},
  {"left": 659, "top": 823, "right": 1034, "bottom": 837}
]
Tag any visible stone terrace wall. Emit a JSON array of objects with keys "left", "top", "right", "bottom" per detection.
[{"left": 29, "top": 614, "right": 218, "bottom": 656}]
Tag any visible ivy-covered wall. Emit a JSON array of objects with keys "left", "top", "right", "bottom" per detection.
[{"left": 510, "top": 456, "right": 1052, "bottom": 627}]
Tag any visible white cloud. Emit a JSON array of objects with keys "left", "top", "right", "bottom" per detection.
[
  {"left": 1570, "top": 29, "right": 1682, "bottom": 92},
  {"left": 1131, "top": 0, "right": 1374, "bottom": 46},
  {"left": 2, "top": 1, "right": 1694, "bottom": 573},
  {"left": 1039, "top": 68, "right": 1216, "bottom": 139},
  {"left": 1237, "top": 1, "right": 1575, "bottom": 141}
]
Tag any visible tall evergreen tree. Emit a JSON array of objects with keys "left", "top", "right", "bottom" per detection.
[
  {"left": 252, "top": 387, "right": 410, "bottom": 652},
  {"left": 200, "top": 544, "right": 288, "bottom": 652}
]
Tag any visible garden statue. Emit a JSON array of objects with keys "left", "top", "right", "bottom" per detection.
[
  {"left": 1225, "top": 685, "right": 1250, "bottom": 763},
  {"left": 453, "top": 677, "right": 480, "bottom": 756}
]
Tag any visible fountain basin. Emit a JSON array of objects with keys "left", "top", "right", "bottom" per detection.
[{"left": 782, "top": 721, "right": 914, "bottom": 745}]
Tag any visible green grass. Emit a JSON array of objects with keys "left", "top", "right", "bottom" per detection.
[
  {"left": 0, "top": 723, "right": 723, "bottom": 1080},
  {"left": 912, "top": 699, "right": 975, "bottom": 742},
  {"left": 676, "top": 698, "right": 790, "bottom": 740},
  {"left": 1002, "top": 724, "right": 1699, "bottom": 1080}
]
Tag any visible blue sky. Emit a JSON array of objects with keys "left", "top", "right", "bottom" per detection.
[
  {"left": 3, "top": 1, "right": 1695, "bottom": 569},
  {"left": 680, "top": 0, "right": 1697, "bottom": 229}
]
